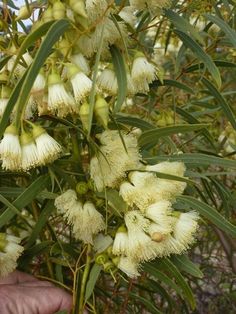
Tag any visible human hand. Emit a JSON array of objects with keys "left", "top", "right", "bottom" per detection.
[{"left": 0, "top": 270, "right": 72, "bottom": 314}]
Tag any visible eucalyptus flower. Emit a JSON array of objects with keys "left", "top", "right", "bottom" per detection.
[
  {"left": 0, "top": 233, "right": 24, "bottom": 278},
  {"left": 0, "top": 124, "right": 21, "bottom": 171}
]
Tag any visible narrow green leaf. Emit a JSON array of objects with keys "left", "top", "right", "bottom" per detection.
[
  {"left": 0, "top": 56, "right": 11, "bottom": 71},
  {"left": 15, "top": 19, "right": 70, "bottom": 129},
  {"left": 154, "top": 79, "right": 194, "bottom": 94},
  {"left": 26, "top": 200, "right": 55, "bottom": 248},
  {"left": 110, "top": 45, "right": 127, "bottom": 112},
  {"left": 185, "top": 60, "right": 236, "bottom": 73},
  {"left": 176, "top": 107, "right": 215, "bottom": 149},
  {"left": 146, "top": 279, "right": 174, "bottom": 311},
  {"left": 129, "top": 293, "right": 163, "bottom": 314},
  {"left": 85, "top": 264, "right": 102, "bottom": 302},
  {"left": 11, "top": 20, "right": 55, "bottom": 77},
  {"left": 0, "top": 194, "right": 32, "bottom": 228},
  {"left": 115, "top": 114, "right": 154, "bottom": 130},
  {"left": 165, "top": 9, "right": 204, "bottom": 45},
  {"left": 157, "top": 258, "right": 195, "bottom": 309},
  {"left": 88, "top": 25, "right": 104, "bottom": 136},
  {"left": 177, "top": 195, "right": 236, "bottom": 237},
  {"left": 139, "top": 124, "right": 208, "bottom": 148},
  {"left": 202, "top": 77, "right": 236, "bottom": 130},
  {"left": 145, "top": 153, "right": 236, "bottom": 168},
  {"left": 0, "top": 175, "right": 49, "bottom": 228},
  {"left": 0, "top": 71, "right": 27, "bottom": 138},
  {"left": 170, "top": 255, "right": 203, "bottom": 278},
  {"left": 143, "top": 263, "right": 183, "bottom": 297},
  {"left": 204, "top": 14, "right": 236, "bottom": 47},
  {"left": 175, "top": 30, "right": 221, "bottom": 88}
]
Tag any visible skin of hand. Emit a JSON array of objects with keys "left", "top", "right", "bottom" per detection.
[{"left": 0, "top": 270, "right": 72, "bottom": 314}]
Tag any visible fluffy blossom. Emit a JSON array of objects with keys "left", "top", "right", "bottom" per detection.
[
  {"left": 70, "top": 53, "right": 90, "bottom": 75},
  {"left": 90, "top": 130, "right": 141, "bottom": 191},
  {"left": 20, "top": 133, "right": 38, "bottom": 171},
  {"left": 118, "top": 256, "right": 140, "bottom": 278},
  {"left": 131, "top": 53, "right": 156, "bottom": 93},
  {"left": 32, "top": 124, "right": 62, "bottom": 165},
  {"left": 97, "top": 67, "right": 118, "bottom": 95},
  {"left": 0, "top": 233, "right": 24, "bottom": 278},
  {"left": 120, "top": 162, "right": 186, "bottom": 211},
  {"left": 0, "top": 124, "right": 21, "bottom": 171},
  {"left": 55, "top": 191, "right": 105, "bottom": 244},
  {"left": 112, "top": 226, "right": 128, "bottom": 255},
  {"left": 47, "top": 72, "right": 77, "bottom": 117}
]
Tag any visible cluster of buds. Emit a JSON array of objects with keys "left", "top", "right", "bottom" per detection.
[
  {"left": 0, "top": 233, "right": 24, "bottom": 277},
  {"left": 89, "top": 129, "right": 199, "bottom": 278},
  {"left": 218, "top": 124, "right": 236, "bottom": 159},
  {"left": 0, "top": 123, "right": 62, "bottom": 171},
  {"left": 152, "top": 110, "right": 175, "bottom": 127}
]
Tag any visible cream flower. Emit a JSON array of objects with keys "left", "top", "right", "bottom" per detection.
[
  {"left": 85, "top": 0, "right": 108, "bottom": 21},
  {"left": 171, "top": 211, "right": 199, "bottom": 251},
  {"left": 32, "top": 124, "right": 62, "bottom": 165},
  {"left": 112, "top": 226, "right": 129, "bottom": 255},
  {"left": 54, "top": 189, "right": 78, "bottom": 214},
  {"left": 120, "top": 162, "right": 187, "bottom": 211},
  {"left": 97, "top": 67, "right": 118, "bottom": 95},
  {"left": 0, "top": 233, "right": 24, "bottom": 278},
  {"left": 118, "top": 256, "right": 140, "bottom": 278},
  {"left": 0, "top": 124, "right": 21, "bottom": 171},
  {"left": 131, "top": 52, "right": 156, "bottom": 93},
  {"left": 20, "top": 132, "right": 38, "bottom": 171},
  {"left": 70, "top": 53, "right": 90, "bottom": 75},
  {"left": 145, "top": 201, "right": 174, "bottom": 234},
  {"left": 67, "top": 64, "right": 92, "bottom": 102},
  {"left": 90, "top": 130, "right": 141, "bottom": 191},
  {"left": 47, "top": 72, "right": 77, "bottom": 117},
  {"left": 0, "top": 99, "right": 8, "bottom": 117},
  {"left": 125, "top": 210, "right": 157, "bottom": 262},
  {"left": 119, "top": 6, "right": 137, "bottom": 28},
  {"left": 72, "top": 201, "right": 105, "bottom": 244},
  {"left": 31, "top": 71, "right": 46, "bottom": 94}
]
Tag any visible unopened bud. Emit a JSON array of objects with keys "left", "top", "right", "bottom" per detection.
[
  {"left": 42, "top": 6, "right": 53, "bottom": 22},
  {"left": 94, "top": 96, "right": 109, "bottom": 128},
  {"left": 16, "top": 5, "right": 32, "bottom": 21},
  {"left": 53, "top": 1, "right": 66, "bottom": 20},
  {"left": 103, "top": 261, "right": 115, "bottom": 273},
  {"left": 151, "top": 232, "right": 165, "bottom": 243},
  {"left": 95, "top": 253, "right": 108, "bottom": 265},
  {"left": 76, "top": 181, "right": 88, "bottom": 195},
  {"left": 69, "top": 0, "right": 87, "bottom": 18},
  {"left": 79, "top": 102, "right": 90, "bottom": 131}
]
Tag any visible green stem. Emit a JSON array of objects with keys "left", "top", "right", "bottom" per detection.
[{"left": 78, "top": 244, "right": 91, "bottom": 314}]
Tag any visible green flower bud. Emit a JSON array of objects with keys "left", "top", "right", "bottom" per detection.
[
  {"left": 52, "top": 1, "right": 66, "bottom": 20},
  {"left": 95, "top": 253, "right": 109, "bottom": 265},
  {"left": 42, "top": 6, "right": 53, "bottom": 22},
  {"left": 103, "top": 261, "right": 115, "bottom": 273},
  {"left": 94, "top": 96, "right": 109, "bottom": 129},
  {"left": 16, "top": 5, "right": 32, "bottom": 21},
  {"left": 69, "top": 0, "right": 87, "bottom": 18},
  {"left": 76, "top": 181, "right": 88, "bottom": 195},
  {"left": 79, "top": 102, "right": 90, "bottom": 131}
]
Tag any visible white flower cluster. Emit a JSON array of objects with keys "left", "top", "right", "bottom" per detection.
[
  {"left": 90, "top": 129, "right": 199, "bottom": 278},
  {"left": 0, "top": 233, "right": 24, "bottom": 278},
  {"left": 90, "top": 130, "right": 141, "bottom": 192},
  {"left": 54, "top": 189, "right": 105, "bottom": 244},
  {"left": 0, "top": 124, "right": 62, "bottom": 171}
]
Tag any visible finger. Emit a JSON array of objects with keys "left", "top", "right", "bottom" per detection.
[
  {"left": 0, "top": 270, "right": 39, "bottom": 285},
  {"left": 20, "top": 286, "right": 73, "bottom": 314}
]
